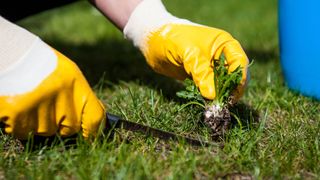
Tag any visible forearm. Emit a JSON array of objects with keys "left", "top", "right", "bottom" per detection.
[{"left": 90, "top": 0, "right": 142, "bottom": 30}]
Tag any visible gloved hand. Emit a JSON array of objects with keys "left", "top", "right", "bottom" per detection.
[
  {"left": 124, "top": 0, "right": 249, "bottom": 100},
  {"left": 0, "top": 38, "right": 105, "bottom": 140}
]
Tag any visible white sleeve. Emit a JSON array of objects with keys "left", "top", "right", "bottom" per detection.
[
  {"left": 0, "top": 16, "right": 38, "bottom": 71},
  {"left": 0, "top": 16, "right": 57, "bottom": 96}
]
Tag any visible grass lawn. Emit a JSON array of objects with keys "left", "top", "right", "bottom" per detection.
[{"left": 1, "top": 0, "right": 320, "bottom": 179}]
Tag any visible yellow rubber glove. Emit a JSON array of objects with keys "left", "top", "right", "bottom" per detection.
[
  {"left": 124, "top": 0, "right": 249, "bottom": 100},
  {"left": 0, "top": 39, "right": 105, "bottom": 140}
]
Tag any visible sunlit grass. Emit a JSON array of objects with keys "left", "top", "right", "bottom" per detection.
[{"left": 1, "top": 0, "right": 319, "bottom": 179}]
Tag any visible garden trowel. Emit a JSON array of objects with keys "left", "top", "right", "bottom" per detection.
[{"left": 106, "top": 113, "right": 218, "bottom": 147}]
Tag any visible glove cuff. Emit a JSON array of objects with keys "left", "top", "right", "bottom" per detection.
[
  {"left": 0, "top": 36, "right": 57, "bottom": 96},
  {"left": 123, "top": 0, "right": 192, "bottom": 50},
  {"left": 0, "top": 16, "right": 38, "bottom": 71}
]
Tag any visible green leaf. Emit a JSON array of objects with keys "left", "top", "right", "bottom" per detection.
[
  {"left": 176, "top": 79, "right": 205, "bottom": 105},
  {"left": 212, "top": 54, "right": 242, "bottom": 104},
  {"left": 177, "top": 53, "right": 244, "bottom": 107}
]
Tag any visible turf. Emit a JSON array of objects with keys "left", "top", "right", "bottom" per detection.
[{"left": 1, "top": 0, "right": 320, "bottom": 179}]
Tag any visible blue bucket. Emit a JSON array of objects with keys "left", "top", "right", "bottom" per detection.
[{"left": 279, "top": 0, "right": 320, "bottom": 100}]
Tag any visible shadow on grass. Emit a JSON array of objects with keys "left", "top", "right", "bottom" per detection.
[
  {"left": 0, "top": 132, "right": 78, "bottom": 153},
  {"left": 230, "top": 102, "right": 260, "bottom": 130},
  {"left": 48, "top": 39, "right": 184, "bottom": 101},
  {"left": 246, "top": 48, "right": 279, "bottom": 62},
  {"left": 48, "top": 39, "right": 278, "bottom": 101}
]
